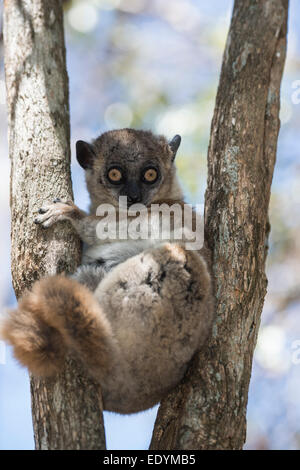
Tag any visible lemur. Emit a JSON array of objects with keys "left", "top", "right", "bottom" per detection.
[{"left": 1, "top": 128, "right": 214, "bottom": 414}]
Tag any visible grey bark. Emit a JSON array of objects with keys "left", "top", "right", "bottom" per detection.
[
  {"left": 150, "top": 0, "right": 289, "bottom": 450},
  {"left": 4, "top": 0, "right": 106, "bottom": 449}
]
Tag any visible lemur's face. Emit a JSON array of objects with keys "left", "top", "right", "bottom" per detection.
[{"left": 76, "top": 129, "right": 181, "bottom": 211}]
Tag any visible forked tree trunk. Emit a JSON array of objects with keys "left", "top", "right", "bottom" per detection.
[
  {"left": 4, "top": 0, "right": 106, "bottom": 449},
  {"left": 150, "top": 0, "right": 289, "bottom": 450},
  {"left": 4, "top": 0, "right": 289, "bottom": 451}
]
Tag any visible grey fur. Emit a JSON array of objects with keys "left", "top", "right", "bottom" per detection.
[{"left": 70, "top": 264, "right": 107, "bottom": 291}]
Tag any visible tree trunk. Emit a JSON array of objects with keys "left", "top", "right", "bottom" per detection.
[
  {"left": 4, "top": 0, "right": 106, "bottom": 449},
  {"left": 150, "top": 0, "right": 289, "bottom": 450}
]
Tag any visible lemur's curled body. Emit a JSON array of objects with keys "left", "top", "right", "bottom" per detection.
[{"left": 1, "top": 129, "right": 214, "bottom": 414}]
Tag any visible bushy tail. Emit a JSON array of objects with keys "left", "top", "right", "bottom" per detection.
[{"left": 0, "top": 276, "right": 114, "bottom": 379}]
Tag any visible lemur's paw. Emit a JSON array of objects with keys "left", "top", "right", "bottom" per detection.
[
  {"left": 34, "top": 199, "right": 74, "bottom": 228},
  {"left": 0, "top": 292, "right": 66, "bottom": 377}
]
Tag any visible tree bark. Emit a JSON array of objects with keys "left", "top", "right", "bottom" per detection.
[
  {"left": 150, "top": 0, "right": 289, "bottom": 450},
  {"left": 4, "top": 0, "right": 106, "bottom": 449}
]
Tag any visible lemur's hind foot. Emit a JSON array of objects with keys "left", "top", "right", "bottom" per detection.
[{"left": 0, "top": 276, "right": 115, "bottom": 379}]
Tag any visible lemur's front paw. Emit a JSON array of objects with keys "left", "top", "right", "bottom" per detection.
[
  {"left": 0, "top": 291, "right": 66, "bottom": 377},
  {"left": 34, "top": 198, "right": 74, "bottom": 228}
]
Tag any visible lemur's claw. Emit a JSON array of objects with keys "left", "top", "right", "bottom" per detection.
[{"left": 34, "top": 199, "right": 74, "bottom": 228}]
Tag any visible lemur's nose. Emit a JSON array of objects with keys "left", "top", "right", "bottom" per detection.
[
  {"left": 126, "top": 182, "right": 141, "bottom": 205},
  {"left": 128, "top": 194, "right": 140, "bottom": 204}
]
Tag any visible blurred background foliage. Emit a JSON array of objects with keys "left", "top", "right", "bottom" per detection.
[{"left": 0, "top": 0, "right": 300, "bottom": 450}]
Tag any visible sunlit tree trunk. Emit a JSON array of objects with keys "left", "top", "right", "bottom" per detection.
[
  {"left": 4, "top": 0, "right": 106, "bottom": 449},
  {"left": 151, "top": 0, "right": 289, "bottom": 450}
]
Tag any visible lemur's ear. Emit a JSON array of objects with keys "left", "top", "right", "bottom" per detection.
[
  {"left": 169, "top": 135, "right": 181, "bottom": 161},
  {"left": 76, "top": 140, "right": 96, "bottom": 169}
]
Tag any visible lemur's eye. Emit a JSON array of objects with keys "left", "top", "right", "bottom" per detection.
[
  {"left": 143, "top": 168, "right": 158, "bottom": 184},
  {"left": 107, "top": 167, "right": 123, "bottom": 184}
]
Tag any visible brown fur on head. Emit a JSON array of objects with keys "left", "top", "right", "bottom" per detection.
[{"left": 76, "top": 128, "right": 183, "bottom": 213}]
